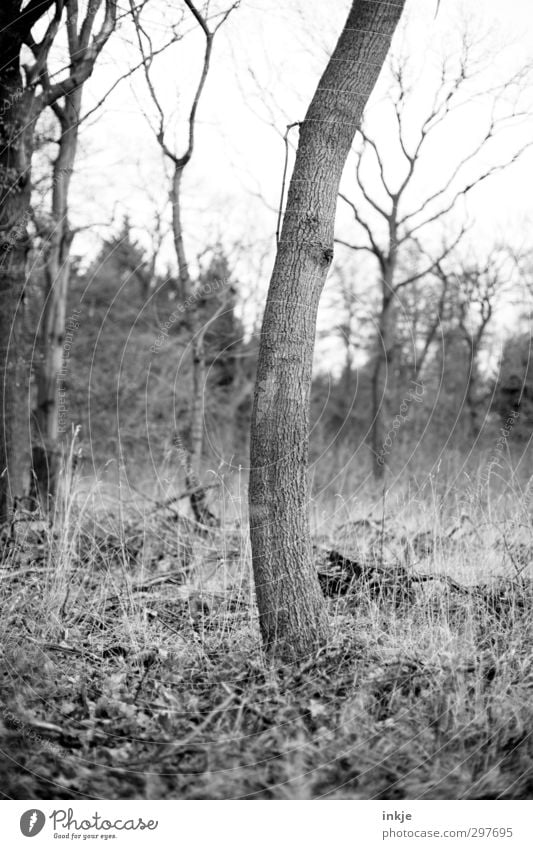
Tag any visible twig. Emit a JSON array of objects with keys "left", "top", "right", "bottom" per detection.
[
  {"left": 24, "top": 637, "right": 101, "bottom": 663},
  {"left": 276, "top": 122, "right": 300, "bottom": 246},
  {"left": 410, "top": 572, "right": 472, "bottom": 595},
  {"left": 125, "top": 481, "right": 220, "bottom": 514}
]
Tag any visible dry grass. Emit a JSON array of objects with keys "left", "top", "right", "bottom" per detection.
[{"left": 0, "top": 450, "right": 532, "bottom": 800}]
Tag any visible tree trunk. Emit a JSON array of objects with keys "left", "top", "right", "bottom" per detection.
[
  {"left": 0, "top": 35, "right": 37, "bottom": 522},
  {"left": 171, "top": 167, "right": 191, "bottom": 302},
  {"left": 187, "top": 332, "right": 218, "bottom": 526},
  {"left": 465, "top": 340, "right": 480, "bottom": 438},
  {"left": 371, "top": 284, "right": 395, "bottom": 477},
  {"left": 0, "top": 220, "right": 30, "bottom": 523},
  {"left": 32, "top": 92, "right": 82, "bottom": 508},
  {"left": 190, "top": 335, "right": 205, "bottom": 474},
  {"left": 171, "top": 165, "right": 216, "bottom": 526},
  {"left": 0, "top": 0, "right": 117, "bottom": 523},
  {"left": 249, "top": 0, "right": 405, "bottom": 661},
  {"left": 370, "top": 347, "right": 385, "bottom": 477}
]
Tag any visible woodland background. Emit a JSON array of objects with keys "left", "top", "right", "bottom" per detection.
[{"left": 1, "top": 0, "right": 533, "bottom": 801}]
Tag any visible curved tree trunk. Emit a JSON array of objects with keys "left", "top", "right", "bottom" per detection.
[{"left": 249, "top": 0, "right": 406, "bottom": 661}]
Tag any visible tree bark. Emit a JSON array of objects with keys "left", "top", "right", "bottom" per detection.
[
  {"left": 0, "top": 8, "right": 39, "bottom": 522},
  {"left": 249, "top": 0, "right": 405, "bottom": 661}
]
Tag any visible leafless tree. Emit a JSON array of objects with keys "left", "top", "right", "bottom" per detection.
[
  {"left": 249, "top": 0, "right": 406, "bottom": 661},
  {"left": 130, "top": 0, "right": 237, "bottom": 525},
  {"left": 30, "top": 1, "right": 126, "bottom": 508},
  {"left": 0, "top": 0, "right": 117, "bottom": 523},
  {"left": 434, "top": 248, "right": 510, "bottom": 435},
  {"left": 337, "top": 40, "right": 533, "bottom": 476}
]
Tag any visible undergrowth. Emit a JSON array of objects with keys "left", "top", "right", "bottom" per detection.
[{"left": 0, "top": 457, "right": 532, "bottom": 800}]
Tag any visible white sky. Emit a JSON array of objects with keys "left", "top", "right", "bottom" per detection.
[{"left": 44, "top": 0, "right": 533, "bottom": 361}]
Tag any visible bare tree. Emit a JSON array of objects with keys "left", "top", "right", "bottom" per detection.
[
  {"left": 337, "top": 42, "right": 533, "bottom": 476},
  {"left": 249, "top": 0, "right": 406, "bottom": 661},
  {"left": 0, "top": 0, "right": 117, "bottom": 523},
  {"left": 410, "top": 271, "right": 450, "bottom": 383},
  {"left": 130, "top": 0, "right": 236, "bottom": 525},
  {"left": 434, "top": 249, "right": 509, "bottom": 435},
  {"left": 376, "top": 245, "right": 454, "bottom": 385},
  {"left": 31, "top": 1, "right": 121, "bottom": 508}
]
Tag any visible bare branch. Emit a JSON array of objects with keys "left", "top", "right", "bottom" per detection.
[
  {"left": 128, "top": 0, "right": 177, "bottom": 162},
  {"left": 79, "top": 0, "right": 101, "bottom": 50},
  {"left": 334, "top": 237, "right": 382, "bottom": 260},
  {"left": 25, "top": 0, "right": 65, "bottom": 86},
  {"left": 338, "top": 192, "right": 386, "bottom": 270},
  {"left": 179, "top": 2, "right": 238, "bottom": 166},
  {"left": 276, "top": 121, "right": 301, "bottom": 245},
  {"left": 182, "top": 0, "right": 210, "bottom": 37},
  {"left": 358, "top": 125, "right": 394, "bottom": 200},
  {"left": 195, "top": 286, "right": 232, "bottom": 346},
  {"left": 129, "top": 0, "right": 239, "bottom": 168},
  {"left": 15, "top": 0, "right": 56, "bottom": 38},
  {"left": 66, "top": 0, "right": 79, "bottom": 56},
  {"left": 79, "top": 35, "right": 181, "bottom": 127},
  {"left": 42, "top": 0, "right": 118, "bottom": 107},
  {"left": 396, "top": 226, "right": 466, "bottom": 290},
  {"left": 354, "top": 133, "right": 391, "bottom": 220},
  {"left": 404, "top": 138, "right": 533, "bottom": 240},
  {"left": 178, "top": 0, "right": 214, "bottom": 168}
]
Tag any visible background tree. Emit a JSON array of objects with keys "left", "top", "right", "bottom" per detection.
[
  {"left": 130, "top": 0, "right": 236, "bottom": 525},
  {"left": 30, "top": 0, "right": 119, "bottom": 507},
  {"left": 432, "top": 249, "right": 508, "bottom": 437},
  {"left": 336, "top": 42, "right": 533, "bottom": 476},
  {"left": 249, "top": 0, "right": 406, "bottom": 662},
  {"left": 0, "top": 0, "right": 117, "bottom": 523},
  {"left": 493, "top": 332, "right": 533, "bottom": 440}
]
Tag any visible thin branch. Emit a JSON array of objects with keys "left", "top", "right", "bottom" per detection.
[
  {"left": 178, "top": 1, "right": 239, "bottom": 167},
  {"left": 338, "top": 192, "right": 386, "bottom": 270},
  {"left": 404, "top": 139, "right": 533, "bottom": 240},
  {"left": 196, "top": 287, "right": 232, "bottom": 347},
  {"left": 79, "top": 35, "right": 181, "bottom": 126},
  {"left": 334, "top": 238, "right": 379, "bottom": 260},
  {"left": 26, "top": 0, "right": 65, "bottom": 86},
  {"left": 396, "top": 226, "right": 466, "bottom": 290},
  {"left": 42, "top": 0, "right": 118, "bottom": 107},
  {"left": 128, "top": 0, "right": 177, "bottom": 161},
  {"left": 276, "top": 121, "right": 301, "bottom": 246},
  {"left": 79, "top": 0, "right": 101, "bottom": 50},
  {"left": 182, "top": 0, "right": 210, "bottom": 37},
  {"left": 353, "top": 137, "right": 391, "bottom": 221},
  {"left": 178, "top": 2, "right": 213, "bottom": 168},
  {"left": 358, "top": 126, "right": 394, "bottom": 200},
  {"left": 66, "top": 0, "right": 79, "bottom": 56}
]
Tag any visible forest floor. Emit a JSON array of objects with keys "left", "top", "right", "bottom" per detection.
[{"left": 1, "top": 469, "right": 533, "bottom": 800}]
